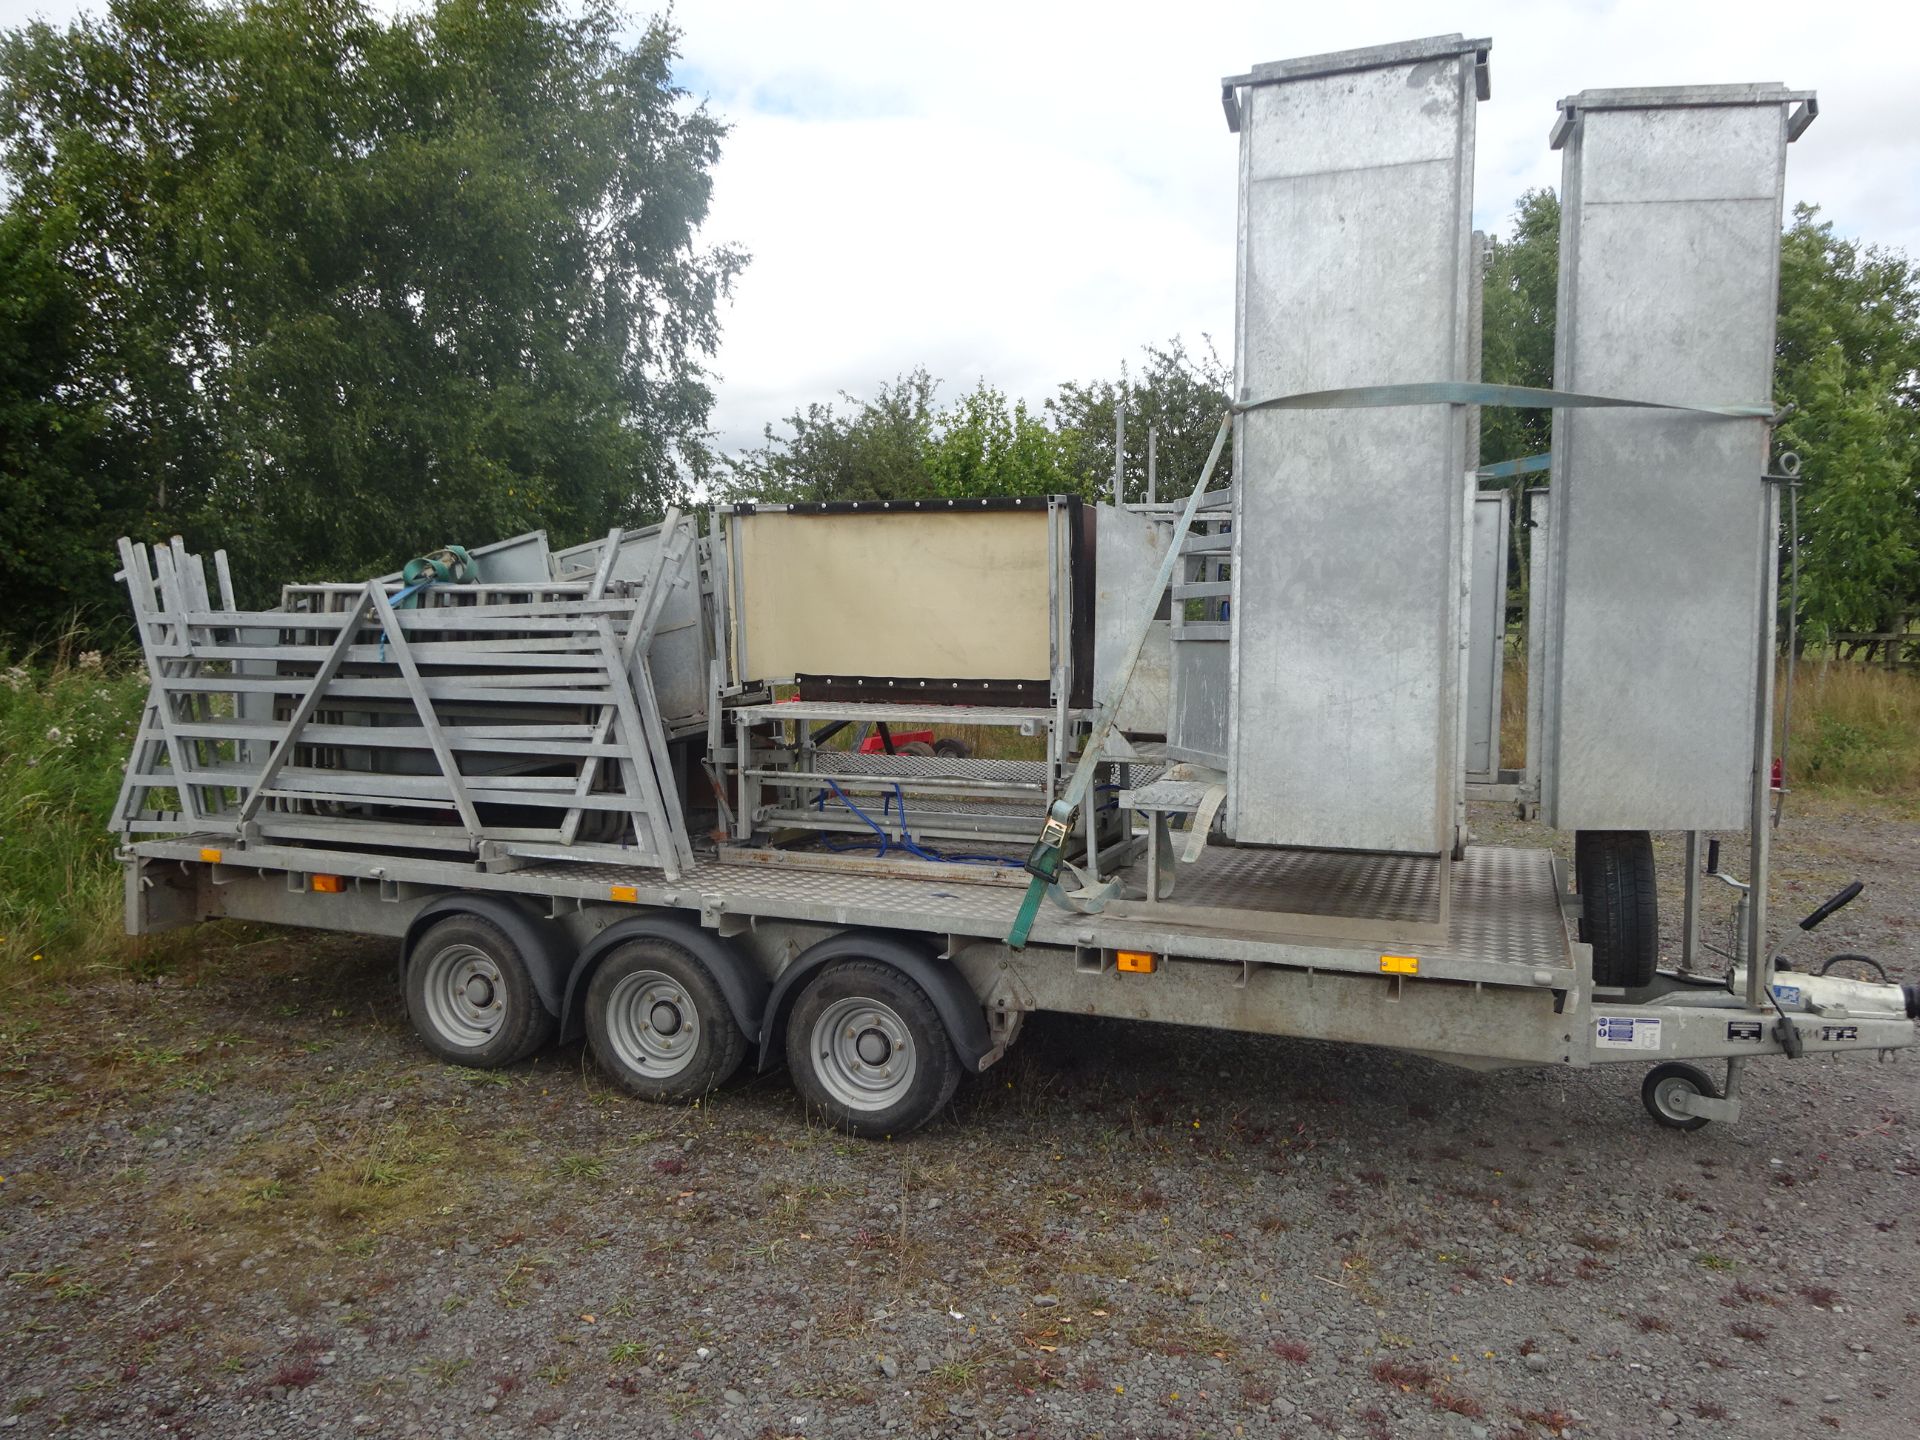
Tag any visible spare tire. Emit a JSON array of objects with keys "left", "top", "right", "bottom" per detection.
[{"left": 1574, "top": 830, "right": 1658, "bottom": 988}]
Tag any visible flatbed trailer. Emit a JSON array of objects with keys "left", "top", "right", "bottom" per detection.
[
  {"left": 115, "top": 37, "right": 1919, "bottom": 1138},
  {"left": 125, "top": 820, "right": 1917, "bottom": 1138}
]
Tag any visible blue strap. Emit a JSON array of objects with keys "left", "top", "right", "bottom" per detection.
[{"left": 377, "top": 579, "right": 434, "bottom": 661}]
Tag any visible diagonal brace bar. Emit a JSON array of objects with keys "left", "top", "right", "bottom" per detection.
[
  {"left": 367, "top": 582, "right": 484, "bottom": 837},
  {"left": 236, "top": 587, "right": 376, "bottom": 827}
]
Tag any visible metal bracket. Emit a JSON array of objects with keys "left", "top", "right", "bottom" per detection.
[
  {"left": 1221, "top": 82, "right": 1242, "bottom": 133},
  {"left": 1670, "top": 1089, "right": 1743, "bottom": 1125},
  {"left": 1046, "top": 861, "right": 1123, "bottom": 915}
]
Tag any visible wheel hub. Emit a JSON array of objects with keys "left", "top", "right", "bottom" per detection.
[
  {"left": 810, "top": 996, "right": 917, "bottom": 1112},
  {"left": 417, "top": 942, "right": 510, "bottom": 1049},
  {"left": 603, "top": 969, "right": 701, "bottom": 1078}
]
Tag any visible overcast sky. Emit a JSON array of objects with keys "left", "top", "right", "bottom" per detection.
[
  {"left": 674, "top": 0, "right": 1917, "bottom": 457},
  {"left": 3, "top": 0, "right": 1914, "bottom": 460}
]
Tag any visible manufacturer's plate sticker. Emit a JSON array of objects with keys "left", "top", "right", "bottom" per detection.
[
  {"left": 1772, "top": 984, "right": 1803, "bottom": 1006},
  {"left": 1595, "top": 1017, "right": 1662, "bottom": 1050},
  {"left": 1819, "top": 1024, "right": 1859, "bottom": 1042},
  {"left": 1726, "top": 1020, "right": 1762, "bottom": 1042}
]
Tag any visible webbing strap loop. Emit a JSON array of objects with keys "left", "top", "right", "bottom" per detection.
[{"left": 1235, "top": 380, "right": 1772, "bottom": 419}]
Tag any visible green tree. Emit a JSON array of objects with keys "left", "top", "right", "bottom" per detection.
[
  {"left": 925, "top": 382, "right": 1068, "bottom": 499},
  {"left": 721, "top": 369, "right": 939, "bottom": 503},
  {"left": 0, "top": 0, "right": 743, "bottom": 626},
  {"left": 1046, "top": 337, "right": 1232, "bottom": 502},
  {"left": 1478, "top": 187, "right": 1559, "bottom": 467},
  {"left": 1774, "top": 205, "right": 1920, "bottom": 641},
  {"left": 1477, "top": 192, "right": 1920, "bottom": 642},
  {"left": 0, "top": 206, "right": 133, "bottom": 642},
  {"left": 723, "top": 339, "right": 1230, "bottom": 506}
]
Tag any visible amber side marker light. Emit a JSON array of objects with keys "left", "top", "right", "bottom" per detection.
[
  {"left": 610, "top": 885, "right": 640, "bottom": 904},
  {"left": 1379, "top": 954, "right": 1419, "bottom": 975},
  {"left": 198, "top": 847, "right": 223, "bottom": 864},
  {"left": 1115, "top": 950, "right": 1157, "bottom": 974},
  {"left": 311, "top": 874, "right": 345, "bottom": 894}
]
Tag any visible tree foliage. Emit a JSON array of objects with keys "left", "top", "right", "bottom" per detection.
[
  {"left": 0, "top": 0, "right": 741, "bottom": 637},
  {"left": 723, "top": 339, "right": 1231, "bottom": 507},
  {"left": 1479, "top": 192, "right": 1920, "bottom": 640},
  {"left": 1774, "top": 205, "right": 1920, "bottom": 639},
  {"left": 1044, "top": 337, "right": 1233, "bottom": 502},
  {"left": 1478, "top": 187, "right": 1558, "bottom": 468},
  {"left": 0, "top": 205, "right": 122, "bottom": 641}
]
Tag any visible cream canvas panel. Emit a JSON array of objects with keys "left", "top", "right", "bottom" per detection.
[{"left": 736, "top": 509, "right": 1053, "bottom": 682}]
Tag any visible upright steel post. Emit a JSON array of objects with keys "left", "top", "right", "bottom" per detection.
[
  {"left": 1146, "top": 426, "right": 1158, "bottom": 506},
  {"left": 1744, "top": 475, "right": 1781, "bottom": 1006},
  {"left": 1113, "top": 391, "right": 1126, "bottom": 507},
  {"left": 1775, "top": 467, "right": 1801, "bottom": 825},
  {"left": 1681, "top": 831, "right": 1702, "bottom": 971}
]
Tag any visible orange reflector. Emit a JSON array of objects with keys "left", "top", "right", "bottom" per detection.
[
  {"left": 198, "top": 847, "right": 223, "bottom": 864},
  {"left": 1115, "top": 949, "right": 1157, "bottom": 974},
  {"left": 1380, "top": 954, "right": 1419, "bottom": 975},
  {"left": 311, "top": 874, "right": 344, "bottom": 894},
  {"left": 609, "top": 885, "right": 639, "bottom": 904}
]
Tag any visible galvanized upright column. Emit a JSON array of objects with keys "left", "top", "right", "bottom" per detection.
[
  {"left": 1540, "top": 84, "right": 1814, "bottom": 833},
  {"left": 1220, "top": 36, "right": 1489, "bottom": 854}
]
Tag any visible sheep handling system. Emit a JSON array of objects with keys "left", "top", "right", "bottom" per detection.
[{"left": 115, "top": 36, "right": 1918, "bottom": 1136}]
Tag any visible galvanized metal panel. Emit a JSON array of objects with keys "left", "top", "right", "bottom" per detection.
[
  {"left": 1167, "top": 638, "right": 1229, "bottom": 768},
  {"left": 1091, "top": 504, "right": 1171, "bottom": 736},
  {"left": 553, "top": 521, "right": 710, "bottom": 732},
  {"left": 1223, "top": 37, "right": 1486, "bottom": 853},
  {"left": 1542, "top": 86, "right": 1807, "bottom": 830},
  {"left": 1465, "top": 491, "right": 1511, "bottom": 780}
]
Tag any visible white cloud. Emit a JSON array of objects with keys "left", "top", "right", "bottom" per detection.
[
  {"left": 675, "top": 0, "right": 1920, "bottom": 456},
  {"left": 4, "top": 0, "right": 1912, "bottom": 462}
]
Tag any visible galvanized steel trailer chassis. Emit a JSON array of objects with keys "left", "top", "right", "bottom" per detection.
[{"left": 124, "top": 835, "right": 1919, "bottom": 1132}]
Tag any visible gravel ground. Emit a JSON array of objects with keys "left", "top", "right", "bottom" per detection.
[{"left": 3, "top": 794, "right": 1916, "bottom": 1439}]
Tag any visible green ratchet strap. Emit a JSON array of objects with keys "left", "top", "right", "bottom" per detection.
[
  {"left": 1235, "top": 380, "right": 1773, "bottom": 419},
  {"left": 379, "top": 545, "right": 481, "bottom": 658},
  {"left": 1003, "top": 379, "right": 1774, "bottom": 950},
  {"left": 1476, "top": 453, "right": 1552, "bottom": 480},
  {"left": 397, "top": 545, "right": 478, "bottom": 610}
]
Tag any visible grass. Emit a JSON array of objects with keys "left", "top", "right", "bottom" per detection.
[
  {"left": 1780, "top": 659, "right": 1920, "bottom": 795},
  {"left": 1500, "top": 648, "right": 1920, "bottom": 801}
]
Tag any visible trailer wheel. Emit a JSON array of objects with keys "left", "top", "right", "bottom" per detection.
[
  {"left": 1575, "top": 830, "right": 1658, "bottom": 988},
  {"left": 584, "top": 939, "right": 748, "bottom": 1102},
  {"left": 786, "top": 959, "right": 960, "bottom": 1139},
  {"left": 406, "top": 914, "right": 556, "bottom": 1069},
  {"left": 1642, "top": 1061, "right": 1718, "bottom": 1131}
]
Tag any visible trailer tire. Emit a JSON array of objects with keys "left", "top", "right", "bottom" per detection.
[
  {"left": 584, "top": 939, "right": 749, "bottom": 1103},
  {"left": 786, "top": 959, "right": 961, "bottom": 1139},
  {"left": 405, "top": 914, "right": 556, "bottom": 1069},
  {"left": 1575, "top": 829, "right": 1658, "bottom": 988},
  {"left": 1642, "top": 1061, "right": 1718, "bottom": 1131}
]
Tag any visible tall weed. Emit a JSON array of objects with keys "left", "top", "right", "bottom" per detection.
[{"left": 0, "top": 642, "right": 149, "bottom": 982}]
